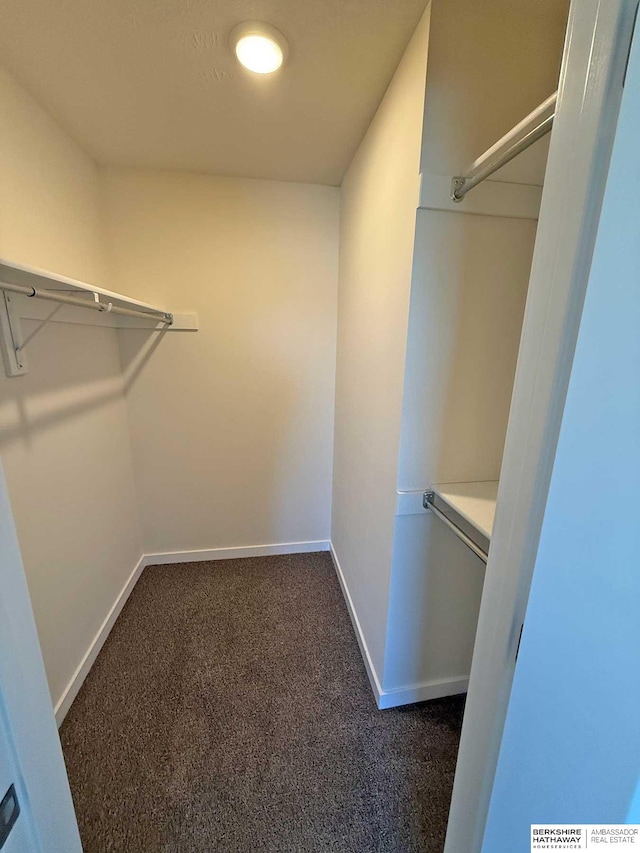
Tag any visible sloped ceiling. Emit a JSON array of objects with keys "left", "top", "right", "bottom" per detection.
[{"left": 0, "top": 0, "right": 428, "bottom": 185}]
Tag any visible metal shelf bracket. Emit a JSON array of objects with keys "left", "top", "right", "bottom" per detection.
[
  {"left": 423, "top": 490, "right": 488, "bottom": 563},
  {"left": 0, "top": 292, "right": 28, "bottom": 376}
]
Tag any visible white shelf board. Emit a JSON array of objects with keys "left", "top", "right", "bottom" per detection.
[
  {"left": 419, "top": 173, "right": 542, "bottom": 220},
  {"left": 432, "top": 480, "right": 499, "bottom": 540},
  {"left": 0, "top": 258, "right": 165, "bottom": 313},
  {"left": 0, "top": 257, "right": 197, "bottom": 331}
]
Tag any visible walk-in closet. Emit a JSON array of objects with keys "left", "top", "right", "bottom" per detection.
[{"left": 0, "top": 0, "right": 632, "bottom": 850}]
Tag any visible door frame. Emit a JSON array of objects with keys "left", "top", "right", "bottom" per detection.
[
  {"left": 0, "top": 461, "right": 82, "bottom": 852},
  {"left": 444, "top": 1, "right": 639, "bottom": 851}
]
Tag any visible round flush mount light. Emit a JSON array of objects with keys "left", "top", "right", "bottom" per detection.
[{"left": 231, "top": 22, "right": 288, "bottom": 74}]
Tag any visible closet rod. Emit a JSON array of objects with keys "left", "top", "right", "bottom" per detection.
[
  {"left": 451, "top": 91, "right": 557, "bottom": 202},
  {"left": 0, "top": 281, "right": 173, "bottom": 325},
  {"left": 423, "top": 492, "right": 488, "bottom": 564}
]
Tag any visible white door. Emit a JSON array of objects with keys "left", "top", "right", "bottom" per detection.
[
  {"left": 445, "top": 0, "right": 639, "bottom": 851},
  {"left": 481, "top": 8, "right": 640, "bottom": 843},
  {"left": 0, "top": 461, "right": 82, "bottom": 852},
  {"left": 0, "top": 701, "right": 37, "bottom": 851}
]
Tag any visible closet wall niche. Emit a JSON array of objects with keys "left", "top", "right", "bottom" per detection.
[{"left": 383, "top": 0, "right": 571, "bottom": 695}]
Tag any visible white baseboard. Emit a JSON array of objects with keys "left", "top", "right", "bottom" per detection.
[
  {"left": 329, "top": 542, "right": 468, "bottom": 710},
  {"left": 145, "top": 540, "right": 330, "bottom": 566},
  {"left": 54, "top": 540, "right": 330, "bottom": 726},
  {"left": 377, "top": 676, "right": 469, "bottom": 709},
  {"left": 54, "top": 553, "right": 146, "bottom": 726},
  {"left": 329, "top": 543, "right": 384, "bottom": 703}
]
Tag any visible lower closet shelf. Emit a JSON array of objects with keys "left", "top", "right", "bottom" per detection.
[{"left": 425, "top": 481, "right": 498, "bottom": 563}]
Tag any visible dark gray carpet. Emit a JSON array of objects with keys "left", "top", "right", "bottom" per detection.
[{"left": 60, "top": 552, "right": 464, "bottom": 852}]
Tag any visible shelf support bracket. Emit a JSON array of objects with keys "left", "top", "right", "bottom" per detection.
[
  {"left": 0, "top": 291, "right": 29, "bottom": 376},
  {"left": 423, "top": 490, "right": 488, "bottom": 564},
  {"left": 423, "top": 490, "right": 435, "bottom": 508}
]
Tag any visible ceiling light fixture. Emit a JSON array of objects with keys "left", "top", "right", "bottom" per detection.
[{"left": 231, "top": 22, "right": 288, "bottom": 74}]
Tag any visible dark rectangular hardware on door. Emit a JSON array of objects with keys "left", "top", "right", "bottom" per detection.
[{"left": 0, "top": 784, "right": 20, "bottom": 849}]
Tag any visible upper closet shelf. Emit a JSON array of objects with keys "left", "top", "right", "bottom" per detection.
[
  {"left": 423, "top": 481, "right": 499, "bottom": 564},
  {"left": 451, "top": 92, "right": 557, "bottom": 202},
  {"left": 418, "top": 92, "right": 556, "bottom": 219},
  {"left": 0, "top": 257, "right": 198, "bottom": 377}
]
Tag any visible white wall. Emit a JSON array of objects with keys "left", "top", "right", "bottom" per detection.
[
  {"left": 101, "top": 168, "right": 339, "bottom": 555},
  {"left": 384, "top": 512, "right": 485, "bottom": 695},
  {"left": 482, "top": 25, "right": 640, "bottom": 846},
  {"left": 397, "top": 209, "right": 536, "bottom": 490},
  {"left": 331, "top": 6, "right": 431, "bottom": 685},
  {"left": 0, "top": 68, "right": 142, "bottom": 712}
]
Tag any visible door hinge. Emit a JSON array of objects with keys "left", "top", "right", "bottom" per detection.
[
  {"left": 515, "top": 623, "right": 524, "bottom": 661},
  {"left": 623, "top": 2, "right": 639, "bottom": 87}
]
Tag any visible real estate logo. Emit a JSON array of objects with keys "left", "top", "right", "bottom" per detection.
[{"left": 532, "top": 826, "right": 640, "bottom": 850}]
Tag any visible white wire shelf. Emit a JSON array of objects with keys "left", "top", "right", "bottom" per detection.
[{"left": 0, "top": 257, "right": 198, "bottom": 377}]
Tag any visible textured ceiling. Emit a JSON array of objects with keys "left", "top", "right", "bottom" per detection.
[{"left": 0, "top": 0, "right": 428, "bottom": 185}]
